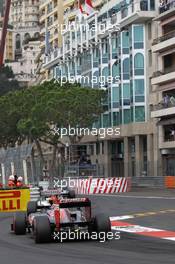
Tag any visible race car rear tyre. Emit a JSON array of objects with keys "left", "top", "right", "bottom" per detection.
[
  {"left": 94, "top": 213, "right": 111, "bottom": 233},
  {"left": 13, "top": 212, "right": 26, "bottom": 235},
  {"left": 33, "top": 216, "right": 51, "bottom": 243},
  {"left": 27, "top": 201, "right": 37, "bottom": 215},
  {"left": 68, "top": 189, "right": 76, "bottom": 198}
]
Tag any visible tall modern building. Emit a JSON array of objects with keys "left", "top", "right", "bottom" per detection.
[
  {"left": 10, "top": 0, "right": 40, "bottom": 59},
  {"left": 151, "top": 0, "right": 175, "bottom": 176},
  {"left": 39, "top": 0, "right": 64, "bottom": 80},
  {"left": 42, "top": 0, "right": 159, "bottom": 178}
]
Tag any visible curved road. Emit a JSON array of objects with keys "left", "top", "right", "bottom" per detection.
[{"left": 0, "top": 192, "right": 175, "bottom": 264}]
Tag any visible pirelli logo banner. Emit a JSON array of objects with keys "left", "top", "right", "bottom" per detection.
[{"left": 0, "top": 189, "right": 30, "bottom": 212}]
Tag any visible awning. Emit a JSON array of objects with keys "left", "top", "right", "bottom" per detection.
[{"left": 157, "top": 118, "right": 175, "bottom": 126}]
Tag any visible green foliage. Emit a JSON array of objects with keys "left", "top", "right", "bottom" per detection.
[
  {"left": 0, "top": 80, "right": 106, "bottom": 148},
  {"left": 0, "top": 66, "right": 21, "bottom": 96}
]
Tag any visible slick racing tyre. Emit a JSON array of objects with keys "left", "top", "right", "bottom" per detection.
[
  {"left": 33, "top": 216, "right": 51, "bottom": 243},
  {"left": 13, "top": 212, "right": 27, "bottom": 235},
  {"left": 27, "top": 201, "right": 37, "bottom": 215},
  {"left": 94, "top": 213, "right": 111, "bottom": 233}
]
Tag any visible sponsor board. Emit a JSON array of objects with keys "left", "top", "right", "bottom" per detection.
[{"left": 0, "top": 189, "right": 30, "bottom": 212}]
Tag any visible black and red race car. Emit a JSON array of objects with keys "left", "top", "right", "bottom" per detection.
[{"left": 11, "top": 197, "right": 111, "bottom": 243}]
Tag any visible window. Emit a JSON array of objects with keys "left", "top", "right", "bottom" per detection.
[
  {"left": 112, "top": 37, "right": 118, "bottom": 51},
  {"left": 122, "top": 31, "right": 129, "bottom": 54},
  {"left": 123, "top": 58, "right": 130, "bottom": 80},
  {"left": 148, "top": 23, "right": 152, "bottom": 40},
  {"left": 124, "top": 109, "right": 131, "bottom": 124},
  {"left": 112, "top": 87, "right": 119, "bottom": 108},
  {"left": 93, "top": 71, "right": 99, "bottom": 88},
  {"left": 103, "top": 113, "right": 109, "bottom": 128},
  {"left": 135, "top": 106, "right": 145, "bottom": 122},
  {"left": 123, "top": 83, "right": 130, "bottom": 105},
  {"left": 134, "top": 53, "right": 144, "bottom": 75},
  {"left": 133, "top": 25, "right": 144, "bottom": 49},
  {"left": 112, "top": 63, "right": 119, "bottom": 79},
  {"left": 135, "top": 79, "right": 145, "bottom": 102},
  {"left": 102, "top": 67, "right": 109, "bottom": 85},
  {"left": 113, "top": 112, "right": 120, "bottom": 126}
]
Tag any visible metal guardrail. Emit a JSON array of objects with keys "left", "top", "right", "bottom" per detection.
[
  {"left": 153, "top": 30, "right": 175, "bottom": 45},
  {"left": 132, "top": 176, "right": 165, "bottom": 188},
  {"left": 152, "top": 66, "right": 175, "bottom": 78}
]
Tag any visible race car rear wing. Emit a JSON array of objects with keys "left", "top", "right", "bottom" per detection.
[
  {"left": 40, "top": 189, "right": 62, "bottom": 197},
  {"left": 59, "top": 198, "right": 91, "bottom": 208}
]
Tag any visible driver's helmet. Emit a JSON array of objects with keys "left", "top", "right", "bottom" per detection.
[
  {"left": 17, "top": 176, "right": 23, "bottom": 182},
  {"left": 9, "top": 175, "right": 15, "bottom": 181}
]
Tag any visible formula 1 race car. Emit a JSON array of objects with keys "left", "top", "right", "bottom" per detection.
[{"left": 11, "top": 197, "right": 111, "bottom": 243}]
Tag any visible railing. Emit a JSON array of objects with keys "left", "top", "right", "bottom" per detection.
[
  {"left": 153, "top": 30, "right": 175, "bottom": 45},
  {"left": 159, "top": 0, "right": 175, "bottom": 14},
  {"left": 152, "top": 66, "right": 175, "bottom": 77},
  {"left": 152, "top": 99, "right": 175, "bottom": 111}
]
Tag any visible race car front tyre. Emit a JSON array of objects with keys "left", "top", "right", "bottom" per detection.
[
  {"left": 33, "top": 216, "right": 51, "bottom": 243},
  {"left": 94, "top": 213, "right": 111, "bottom": 233},
  {"left": 13, "top": 212, "right": 27, "bottom": 235},
  {"left": 27, "top": 201, "right": 37, "bottom": 215}
]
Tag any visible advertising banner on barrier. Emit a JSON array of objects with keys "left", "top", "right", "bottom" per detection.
[
  {"left": 0, "top": 189, "right": 30, "bottom": 212},
  {"left": 67, "top": 177, "right": 131, "bottom": 195}
]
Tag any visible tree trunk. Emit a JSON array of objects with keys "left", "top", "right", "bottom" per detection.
[{"left": 34, "top": 139, "right": 45, "bottom": 181}]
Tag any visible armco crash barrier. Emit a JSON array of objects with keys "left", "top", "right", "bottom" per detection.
[
  {"left": 0, "top": 188, "right": 30, "bottom": 212},
  {"left": 69, "top": 177, "right": 131, "bottom": 195}
]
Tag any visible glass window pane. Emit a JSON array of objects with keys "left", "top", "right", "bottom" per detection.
[
  {"left": 135, "top": 79, "right": 144, "bottom": 95},
  {"left": 123, "top": 83, "right": 130, "bottom": 98},
  {"left": 112, "top": 63, "right": 119, "bottom": 77},
  {"left": 134, "top": 53, "right": 144, "bottom": 75},
  {"left": 124, "top": 109, "right": 131, "bottom": 124},
  {"left": 113, "top": 112, "right": 120, "bottom": 126},
  {"left": 122, "top": 31, "right": 129, "bottom": 47},
  {"left": 134, "top": 25, "right": 143, "bottom": 43},
  {"left": 135, "top": 106, "right": 145, "bottom": 122}
]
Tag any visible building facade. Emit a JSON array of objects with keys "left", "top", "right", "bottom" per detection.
[
  {"left": 42, "top": 0, "right": 161, "bottom": 178},
  {"left": 10, "top": 0, "right": 40, "bottom": 59},
  {"left": 7, "top": 40, "right": 41, "bottom": 86},
  {"left": 0, "top": 22, "right": 14, "bottom": 62},
  {"left": 151, "top": 0, "right": 175, "bottom": 176}
]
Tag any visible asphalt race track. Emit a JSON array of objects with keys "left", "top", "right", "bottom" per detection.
[{"left": 1, "top": 189, "right": 175, "bottom": 264}]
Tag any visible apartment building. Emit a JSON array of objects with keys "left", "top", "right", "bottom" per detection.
[
  {"left": 10, "top": 0, "right": 40, "bottom": 59},
  {"left": 7, "top": 40, "right": 40, "bottom": 86},
  {"left": 42, "top": 0, "right": 159, "bottom": 178},
  {"left": 0, "top": 23, "right": 14, "bottom": 62},
  {"left": 151, "top": 0, "right": 175, "bottom": 176}
]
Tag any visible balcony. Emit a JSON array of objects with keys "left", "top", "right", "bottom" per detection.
[
  {"left": 99, "top": 0, "right": 156, "bottom": 28},
  {"left": 158, "top": 0, "right": 175, "bottom": 16},
  {"left": 43, "top": 48, "right": 63, "bottom": 69},
  {"left": 151, "top": 67, "right": 175, "bottom": 85},
  {"left": 159, "top": 122, "right": 175, "bottom": 149},
  {"left": 151, "top": 94, "right": 175, "bottom": 118},
  {"left": 152, "top": 30, "right": 175, "bottom": 53}
]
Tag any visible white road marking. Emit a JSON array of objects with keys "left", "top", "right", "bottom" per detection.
[
  {"left": 110, "top": 215, "right": 134, "bottom": 221},
  {"left": 91, "top": 194, "right": 175, "bottom": 199}
]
